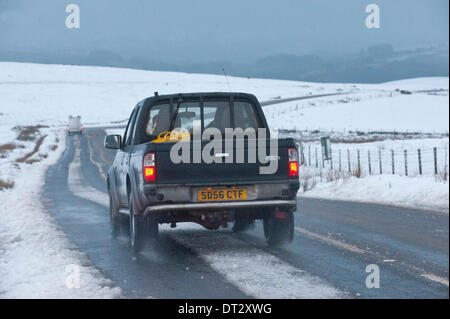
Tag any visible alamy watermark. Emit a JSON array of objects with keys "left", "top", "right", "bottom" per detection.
[
  {"left": 168, "top": 124, "right": 281, "bottom": 175},
  {"left": 64, "top": 4, "right": 378, "bottom": 30},
  {"left": 365, "top": 264, "right": 380, "bottom": 288},
  {"left": 365, "top": 4, "right": 380, "bottom": 29},
  {"left": 65, "top": 4, "right": 80, "bottom": 29}
]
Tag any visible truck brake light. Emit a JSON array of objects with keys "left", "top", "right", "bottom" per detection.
[
  {"left": 289, "top": 162, "right": 299, "bottom": 177},
  {"left": 288, "top": 148, "right": 299, "bottom": 177},
  {"left": 143, "top": 153, "right": 156, "bottom": 182}
]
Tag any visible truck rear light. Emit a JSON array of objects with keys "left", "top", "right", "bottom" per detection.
[
  {"left": 289, "top": 162, "right": 299, "bottom": 177},
  {"left": 274, "top": 209, "right": 287, "bottom": 219},
  {"left": 288, "top": 148, "right": 299, "bottom": 177},
  {"left": 143, "top": 153, "right": 156, "bottom": 182}
]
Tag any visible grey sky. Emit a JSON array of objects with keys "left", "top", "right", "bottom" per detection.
[{"left": 0, "top": 0, "right": 448, "bottom": 63}]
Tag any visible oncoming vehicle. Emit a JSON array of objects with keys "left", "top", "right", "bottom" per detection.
[
  {"left": 68, "top": 115, "right": 82, "bottom": 135},
  {"left": 104, "top": 92, "right": 299, "bottom": 252}
]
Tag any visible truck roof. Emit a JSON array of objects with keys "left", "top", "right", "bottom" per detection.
[{"left": 142, "top": 92, "right": 260, "bottom": 105}]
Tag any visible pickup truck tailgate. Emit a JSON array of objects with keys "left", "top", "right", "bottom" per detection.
[{"left": 152, "top": 139, "right": 294, "bottom": 185}]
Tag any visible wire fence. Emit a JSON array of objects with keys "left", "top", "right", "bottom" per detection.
[{"left": 298, "top": 143, "right": 449, "bottom": 179}]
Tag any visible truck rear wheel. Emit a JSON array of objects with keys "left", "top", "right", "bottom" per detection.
[
  {"left": 263, "top": 209, "right": 294, "bottom": 247},
  {"left": 147, "top": 214, "right": 159, "bottom": 246},
  {"left": 129, "top": 199, "right": 146, "bottom": 253}
]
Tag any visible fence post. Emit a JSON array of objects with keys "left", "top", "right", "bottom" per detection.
[
  {"left": 445, "top": 146, "right": 448, "bottom": 180},
  {"left": 315, "top": 147, "right": 318, "bottom": 168},
  {"left": 379, "top": 149, "right": 382, "bottom": 174},
  {"left": 357, "top": 150, "right": 361, "bottom": 173},
  {"left": 417, "top": 149, "right": 422, "bottom": 175},
  {"left": 330, "top": 148, "right": 333, "bottom": 170},
  {"left": 368, "top": 150, "right": 372, "bottom": 175},
  {"left": 339, "top": 150, "right": 342, "bottom": 172},
  {"left": 404, "top": 150, "right": 408, "bottom": 176},
  {"left": 433, "top": 147, "right": 438, "bottom": 175},
  {"left": 347, "top": 149, "right": 351, "bottom": 172},
  {"left": 302, "top": 144, "right": 306, "bottom": 165},
  {"left": 308, "top": 145, "right": 311, "bottom": 166},
  {"left": 391, "top": 150, "right": 395, "bottom": 175},
  {"left": 299, "top": 143, "right": 304, "bottom": 165},
  {"left": 319, "top": 150, "right": 323, "bottom": 181},
  {"left": 322, "top": 149, "right": 325, "bottom": 169}
]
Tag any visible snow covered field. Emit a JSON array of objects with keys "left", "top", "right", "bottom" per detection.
[
  {"left": 0, "top": 62, "right": 448, "bottom": 297},
  {"left": 0, "top": 62, "right": 358, "bottom": 128},
  {"left": 264, "top": 81, "right": 448, "bottom": 134},
  {"left": 1, "top": 63, "right": 447, "bottom": 133}
]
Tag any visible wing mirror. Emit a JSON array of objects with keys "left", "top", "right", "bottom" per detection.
[{"left": 104, "top": 135, "right": 122, "bottom": 149}]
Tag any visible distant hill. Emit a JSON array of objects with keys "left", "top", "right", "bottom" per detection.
[
  {"left": 249, "top": 45, "right": 449, "bottom": 83},
  {"left": 0, "top": 44, "right": 447, "bottom": 84}
]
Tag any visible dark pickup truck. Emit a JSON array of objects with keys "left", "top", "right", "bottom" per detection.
[{"left": 105, "top": 92, "right": 299, "bottom": 252}]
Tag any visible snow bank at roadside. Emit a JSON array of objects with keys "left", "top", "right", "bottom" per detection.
[
  {"left": 0, "top": 129, "right": 122, "bottom": 298},
  {"left": 300, "top": 174, "right": 449, "bottom": 212}
]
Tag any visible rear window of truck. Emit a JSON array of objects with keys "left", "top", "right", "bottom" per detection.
[{"left": 144, "top": 99, "right": 262, "bottom": 141}]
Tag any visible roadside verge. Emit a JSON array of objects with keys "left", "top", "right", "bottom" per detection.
[{"left": 0, "top": 128, "right": 122, "bottom": 298}]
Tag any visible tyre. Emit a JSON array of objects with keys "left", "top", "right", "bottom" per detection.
[
  {"left": 232, "top": 216, "right": 255, "bottom": 233},
  {"left": 147, "top": 214, "right": 159, "bottom": 246},
  {"left": 109, "top": 195, "right": 120, "bottom": 238},
  {"left": 129, "top": 198, "right": 146, "bottom": 253},
  {"left": 119, "top": 213, "right": 131, "bottom": 236},
  {"left": 263, "top": 209, "right": 294, "bottom": 247}
]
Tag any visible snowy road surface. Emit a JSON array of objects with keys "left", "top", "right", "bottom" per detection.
[{"left": 42, "top": 127, "right": 449, "bottom": 298}]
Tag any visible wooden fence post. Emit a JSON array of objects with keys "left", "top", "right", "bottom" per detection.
[
  {"left": 330, "top": 148, "right": 333, "bottom": 170},
  {"left": 315, "top": 147, "right": 318, "bottom": 168},
  {"left": 357, "top": 150, "right": 361, "bottom": 172},
  {"left": 299, "top": 143, "right": 304, "bottom": 165},
  {"left": 391, "top": 150, "right": 395, "bottom": 175},
  {"left": 434, "top": 147, "right": 438, "bottom": 175},
  {"left": 322, "top": 149, "right": 325, "bottom": 169},
  {"left": 379, "top": 149, "right": 382, "bottom": 174},
  {"left": 308, "top": 145, "right": 311, "bottom": 166},
  {"left": 368, "top": 150, "right": 372, "bottom": 175},
  {"left": 404, "top": 150, "right": 408, "bottom": 176},
  {"left": 347, "top": 149, "right": 351, "bottom": 172},
  {"left": 339, "top": 150, "right": 342, "bottom": 172},
  {"left": 445, "top": 146, "right": 448, "bottom": 179},
  {"left": 417, "top": 149, "right": 422, "bottom": 175}
]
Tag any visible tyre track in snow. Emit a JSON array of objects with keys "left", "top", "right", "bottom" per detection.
[{"left": 68, "top": 136, "right": 108, "bottom": 207}]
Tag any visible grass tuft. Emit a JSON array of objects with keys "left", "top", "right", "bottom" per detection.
[{"left": 0, "top": 179, "right": 14, "bottom": 191}]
